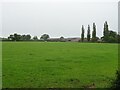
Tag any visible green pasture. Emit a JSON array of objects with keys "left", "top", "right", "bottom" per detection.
[{"left": 2, "top": 42, "right": 118, "bottom": 88}]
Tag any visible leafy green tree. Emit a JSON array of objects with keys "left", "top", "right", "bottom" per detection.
[
  {"left": 14, "top": 33, "right": 21, "bottom": 41},
  {"left": 33, "top": 36, "right": 38, "bottom": 40},
  {"left": 92, "top": 23, "right": 97, "bottom": 42},
  {"left": 8, "top": 35, "right": 15, "bottom": 41},
  {"left": 20, "top": 35, "right": 31, "bottom": 41},
  {"left": 26, "top": 35, "right": 31, "bottom": 40},
  {"left": 102, "top": 21, "right": 119, "bottom": 43},
  {"left": 109, "top": 31, "right": 117, "bottom": 37},
  {"left": 21, "top": 35, "right": 26, "bottom": 40},
  {"left": 108, "top": 31, "right": 117, "bottom": 43},
  {"left": 87, "top": 25, "right": 91, "bottom": 42},
  {"left": 8, "top": 33, "right": 21, "bottom": 41},
  {"left": 81, "top": 25, "right": 85, "bottom": 42},
  {"left": 60, "top": 36, "right": 65, "bottom": 42},
  {"left": 40, "top": 34, "right": 50, "bottom": 41}
]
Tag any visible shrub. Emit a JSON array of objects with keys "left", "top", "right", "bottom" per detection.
[{"left": 111, "top": 70, "right": 120, "bottom": 89}]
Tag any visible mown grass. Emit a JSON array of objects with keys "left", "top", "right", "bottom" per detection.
[{"left": 2, "top": 42, "right": 118, "bottom": 88}]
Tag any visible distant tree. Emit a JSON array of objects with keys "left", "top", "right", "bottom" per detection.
[
  {"left": 40, "top": 34, "right": 50, "bottom": 41},
  {"left": 8, "top": 35, "right": 14, "bottom": 41},
  {"left": 103, "top": 21, "right": 109, "bottom": 42},
  {"left": 92, "top": 23, "right": 97, "bottom": 42},
  {"left": 20, "top": 34, "right": 31, "bottom": 41},
  {"left": 87, "top": 25, "right": 91, "bottom": 42},
  {"left": 60, "top": 36, "right": 65, "bottom": 42},
  {"left": 81, "top": 25, "right": 85, "bottom": 42},
  {"left": 117, "top": 34, "right": 120, "bottom": 43},
  {"left": 8, "top": 33, "right": 21, "bottom": 41},
  {"left": 14, "top": 33, "right": 18, "bottom": 41},
  {"left": 33, "top": 36, "right": 38, "bottom": 40},
  {"left": 109, "top": 31, "right": 117, "bottom": 37},
  {"left": 60, "top": 36, "right": 64, "bottom": 39},
  {"left": 21, "top": 35, "right": 26, "bottom": 40},
  {"left": 26, "top": 35, "right": 31, "bottom": 40},
  {"left": 14, "top": 33, "right": 21, "bottom": 41},
  {"left": 108, "top": 31, "right": 117, "bottom": 43},
  {"left": 102, "top": 21, "right": 119, "bottom": 43}
]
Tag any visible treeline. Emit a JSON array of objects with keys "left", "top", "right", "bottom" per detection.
[
  {"left": 81, "top": 21, "right": 120, "bottom": 43},
  {"left": 1, "top": 21, "right": 120, "bottom": 43},
  {"left": 5, "top": 34, "right": 50, "bottom": 41}
]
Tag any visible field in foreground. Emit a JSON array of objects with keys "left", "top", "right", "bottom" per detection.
[{"left": 2, "top": 42, "right": 118, "bottom": 88}]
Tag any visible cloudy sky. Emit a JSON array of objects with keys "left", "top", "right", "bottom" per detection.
[{"left": 1, "top": 0, "right": 119, "bottom": 38}]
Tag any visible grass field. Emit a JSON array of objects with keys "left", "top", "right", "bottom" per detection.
[{"left": 2, "top": 42, "right": 118, "bottom": 88}]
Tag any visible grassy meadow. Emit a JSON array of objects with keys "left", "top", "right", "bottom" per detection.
[{"left": 2, "top": 42, "right": 118, "bottom": 88}]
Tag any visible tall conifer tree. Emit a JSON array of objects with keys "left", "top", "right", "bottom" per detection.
[
  {"left": 92, "top": 23, "right": 97, "bottom": 42},
  {"left": 81, "top": 25, "right": 85, "bottom": 42},
  {"left": 87, "top": 25, "right": 91, "bottom": 42}
]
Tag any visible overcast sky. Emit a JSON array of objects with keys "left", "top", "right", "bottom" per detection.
[{"left": 1, "top": 0, "right": 119, "bottom": 38}]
